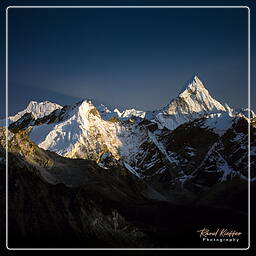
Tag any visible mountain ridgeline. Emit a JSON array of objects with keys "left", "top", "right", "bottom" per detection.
[{"left": 1, "top": 76, "right": 254, "bottom": 248}]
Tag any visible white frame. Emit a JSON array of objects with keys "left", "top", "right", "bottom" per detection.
[{"left": 5, "top": 5, "right": 251, "bottom": 251}]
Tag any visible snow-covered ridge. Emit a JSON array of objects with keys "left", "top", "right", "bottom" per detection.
[
  {"left": 96, "top": 104, "right": 146, "bottom": 120},
  {"left": 114, "top": 108, "right": 146, "bottom": 119},
  {"left": 203, "top": 113, "right": 234, "bottom": 135},
  {"left": 13, "top": 100, "right": 62, "bottom": 121},
  {"left": 235, "top": 108, "right": 256, "bottom": 119},
  {"left": 0, "top": 100, "right": 62, "bottom": 126}
]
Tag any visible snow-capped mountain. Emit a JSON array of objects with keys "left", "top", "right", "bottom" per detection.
[
  {"left": 28, "top": 100, "right": 148, "bottom": 170},
  {"left": 145, "top": 76, "right": 229, "bottom": 130},
  {"left": 4, "top": 75, "right": 255, "bottom": 189},
  {"left": 0, "top": 100, "right": 62, "bottom": 126}
]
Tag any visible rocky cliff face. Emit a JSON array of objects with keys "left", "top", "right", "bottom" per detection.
[{"left": 0, "top": 127, "right": 156, "bottom": 247}]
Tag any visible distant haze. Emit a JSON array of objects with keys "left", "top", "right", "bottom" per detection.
[{"left": 1, "top": 7, "right": 253, "bottom": 117}]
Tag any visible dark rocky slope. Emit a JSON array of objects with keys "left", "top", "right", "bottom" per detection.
[{"left": 1, "top": 127, "right": 251, "bottom": 248}]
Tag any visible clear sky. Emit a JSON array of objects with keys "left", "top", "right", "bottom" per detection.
[{"left": 2, "top": 5, "right": 253, "bottom": 117}]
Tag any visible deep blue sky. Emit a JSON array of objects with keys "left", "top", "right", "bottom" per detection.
[{"left": 3, "top": 6, "right": 252, "bottom": 116}]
